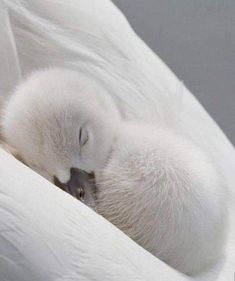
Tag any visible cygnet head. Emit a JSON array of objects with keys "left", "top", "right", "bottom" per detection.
[{"left": 2, "top": 68, "right": 121, "bottom": 199}]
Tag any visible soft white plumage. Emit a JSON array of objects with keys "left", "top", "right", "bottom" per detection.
[
  {"left": 97, "top": 122, "right": 227, "bottom": 275},
  {"left": 2, "top": 67, "right": 227, "bottom": 275},
  {"left": 0, "top": 147, "right": 192, "bottom": 281},
  {"left": 0, "top": 0, "right": 234, "bottom": 280},
  {"left": 2, "top": 68, "right": 121, "bottom": 182}
]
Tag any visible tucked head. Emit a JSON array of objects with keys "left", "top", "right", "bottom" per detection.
[{"left": 2, "top": 68, "right": 121, "bottom": 203}]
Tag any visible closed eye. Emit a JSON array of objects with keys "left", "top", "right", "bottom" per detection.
[{"left": 79, "top": 128, "right": 88, "bottom": 147}]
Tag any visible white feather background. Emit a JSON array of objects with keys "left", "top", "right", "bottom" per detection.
[{"left": 0, "top": 0, "right": 234, "bottom": 280}]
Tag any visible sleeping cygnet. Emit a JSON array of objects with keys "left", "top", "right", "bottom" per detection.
[
  {"left": 2, "top": 68, "right": 121, "bottom": 208},
  {"left": 2, "top": 68, "right": 227, "bottom": 275}
]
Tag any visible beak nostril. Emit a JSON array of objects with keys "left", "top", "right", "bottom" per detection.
[
  {"left": 54, "top": 168, "right": 96, "bottom": 201},
  {"left": 76, "top": 186, "right": 85, "bottom": 201}
]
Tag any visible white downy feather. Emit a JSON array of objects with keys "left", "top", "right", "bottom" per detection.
[{"left": 0, "top": 0, "right": 234, "bottom": 280}]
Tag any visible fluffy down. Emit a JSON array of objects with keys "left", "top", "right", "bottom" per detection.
[
  {"left": 96, "top": 122, "right": 227, "bottom": 275},
  {"left": 2, "top": 69, "right": 227, "bottom": 275}
]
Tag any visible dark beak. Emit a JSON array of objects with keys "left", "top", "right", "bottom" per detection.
[{"left": 54, "top": 168, "right": 95, "bottom": 201}]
